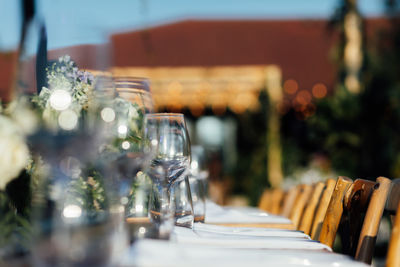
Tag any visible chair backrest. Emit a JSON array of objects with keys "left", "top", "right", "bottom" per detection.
[
  {"left": 338, "top": 177, "right": 391, "bottom": 264},
  {"left": 258, "top": 189, "right": 272, "bottom": 212},
  {"left": 385, "top": 178, "right": 400, "bottom": 215},
  {"left": 318, "top": 176, "right": 354, "bottom": 247},
  {"left": 340, "top": 178, "right": 376, "bottom": 256},
  {"left": 287, "top": 184, "right": 312, "bottom": 229},
  {"left": 310, "top": 178, "right": 336, "bottom": 240},
  {"left": 387, "top": 198, "right": 400, "bottom": 267},
  {"left": 353, "top": 177, "right": 392, "bottom": 264},
  {"left": 299, "top": 182, "right": 325, "bottom": 235},
  {"left": 281, "top": 185, "right": 300, "bottom": 218},
  {"left": 269, "top": 188, "right": 284, "bottom": 215}
]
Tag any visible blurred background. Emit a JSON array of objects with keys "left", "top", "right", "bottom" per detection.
[{"left": 1, "top": 0, "right": 400, "bottom": 207}]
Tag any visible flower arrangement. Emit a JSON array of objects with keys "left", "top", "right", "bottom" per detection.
[
  {"left": 0, "top": 55, "right": 148, "bottom": 259},
  {"left": 32, "top": 55, "right": 95, "bottom": 131}
]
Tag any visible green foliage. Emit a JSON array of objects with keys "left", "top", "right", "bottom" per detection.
[
  {"left": 307, "top": 8, "right": 400, "bottom": 179},
  {"left": 1, "top": 171, "right": 32, "bottom": 257},
  {"left": 66, "top": 169, "right": 108, "bottom": 221}
]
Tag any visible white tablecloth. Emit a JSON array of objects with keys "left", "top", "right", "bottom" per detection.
[
  {"left": 121, "top": 238, "right": 368, "bottom": 267},
  {"left": 119, "top": 202, "right": 368, "bottom": 267}
]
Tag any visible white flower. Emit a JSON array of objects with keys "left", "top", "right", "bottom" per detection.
[
  {"left": 6, "top": 99, "right": 39, "bottom": 135},
  {"left": 0, "top": 115, "right": 29, "bottom": 190}
]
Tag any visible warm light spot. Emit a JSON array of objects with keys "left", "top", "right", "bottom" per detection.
[
  {"left": 50, "top": 90, "right": 72, "bottom": 111},
  {"left": 345, "top": 75, "right": 360, "bottom": 94},
  {"left": 283, "top": 79, "right": 298, "bottom": 95},
  {"left": 296, "top": 90, "right": 312, "bottom": 105},
  {"left": 312, "top": 83, "right": 328, "bottom": 99},
  {"left": 58, "top": 110, "right": 78, "bottom": 130},
  {"left": 167, "top": 81, "right": 183, "bottom": 95},
  {"left": 190, "top": 105, "right": 204, "bottom": 117}
]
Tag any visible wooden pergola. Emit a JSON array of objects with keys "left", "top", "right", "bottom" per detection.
[{"left": 111, "top": 65, "right": 271, "bottom": 115}]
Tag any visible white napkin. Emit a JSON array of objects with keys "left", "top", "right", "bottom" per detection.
[
  {"left": 172, "top": 226, "right": 330, "bottom": 250},
  {"left": 193, "top": 223, "right": 310, "bottom": 239},
  {"left": 205, "top": 200, "right": 292, "bottom": 224}
]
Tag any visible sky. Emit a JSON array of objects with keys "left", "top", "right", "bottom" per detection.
[{"left": 0, "top": 0, "right": 388, "bottom": 51}]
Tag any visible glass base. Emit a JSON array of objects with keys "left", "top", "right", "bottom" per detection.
[{"left": 175, "top": 213, "right": 194, "bottom": 228}]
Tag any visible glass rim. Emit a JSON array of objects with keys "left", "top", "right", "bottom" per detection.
[
  {"left": 113, "top": 76, "right": 150, "bottom": 82},
  {"left": 145, "top": 113, "right": 185, "bottom": 119}
]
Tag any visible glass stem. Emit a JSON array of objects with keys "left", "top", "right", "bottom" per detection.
[{"left": 184, "top": 176, "right": 194, "bottom": 217}]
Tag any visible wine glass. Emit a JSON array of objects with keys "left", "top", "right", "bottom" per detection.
[
  {"left": 114, "top": 77, "right": 154, "bottom": 114},
  {"left": 144, "top": 113, "right": 194, "bottom": 229},
  {"left": 100, "top": 76, "right": 156, "bottom": 242}
]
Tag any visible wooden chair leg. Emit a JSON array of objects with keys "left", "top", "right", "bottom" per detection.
[
  {"left": 290, "top": 184, "right": 313, "bottom": 229},
  {"left": 310, "top": 178, "right": 336, "bottom": 240},
  {"left": 319, "top": 176, "right": 353, "bottom": 248},
  {"left": 281, "top": 185, "right": 300, "bottom": 218},
  {"left": 299, "top": 182, "right": 325, "bottom": 235},
  {"left": 387, "top": 201, "right": 400, "bottom": 267},
  {"left": 355, "top": 177, "right": 391, "bottom": 264}
]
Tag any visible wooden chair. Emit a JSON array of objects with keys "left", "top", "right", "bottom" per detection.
[
  {"left": 353, "top": 177, "right": 394, "bottom": 264},
  {"left": 338, "top": 178, "right": 377, "bottom": 256},
  {"left": 387, "top": 199, "right": 400, "bottom": 267},
  {"left": 280, "top": 185, "right": 301, "bottom": 218},
  {"left": 299, "top": 182, "right": 325, "bottom": 235},
  {"left": 289, "top": 184, "right": 313, "bottom": 229},
  {"left": 269, "top": 188, "right": 284, "bottom": 215},
  {"left": 258, "top": 189, "right": 273, "bottom": 212},
  {"left": 259, "top": 188, "right": 284, "bottom": 215},
  {"left": 318, "top": 176, "right": 354, "bottom": 247},
  {"left": 310, "top": 178, "right": 336, "bottom": 240},
  {"left": 318, "top": 176, "right": 395, "bottom": 265}
]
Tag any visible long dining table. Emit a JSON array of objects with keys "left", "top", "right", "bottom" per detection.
[{"left": 120, "top": 201, "right": 369, "bottom": 267}]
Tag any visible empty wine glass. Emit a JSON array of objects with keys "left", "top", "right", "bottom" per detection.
[
  {"left": 145, "top": 113, "right": 194, "bottom": 229},
  {"left": 88, "top": 75, "right": 157, "bottom": 245},
  {"left": 114, "top": 77, "right": 154, "bottom": 114}
]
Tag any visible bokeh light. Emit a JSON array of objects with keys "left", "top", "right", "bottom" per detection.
[
  {"left": 49, "top": 89, "right": 72, "bottom": 111},
  {"left": 58, "top": 110, "right": 78, "bottom": 130},
  {"left": 283, "top": 79, "right": 298, "bottom": 95},
  {"left": 312, "top": 83, "right": 328, "bottom": 99}
]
